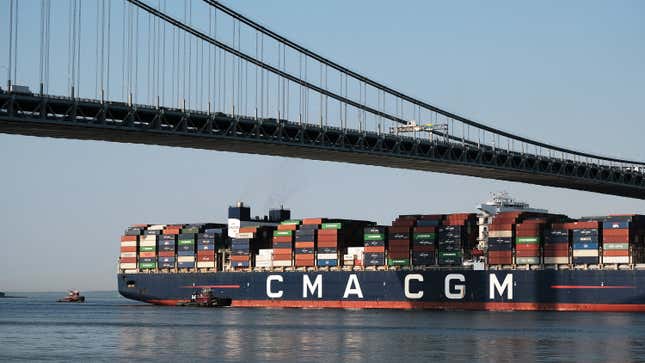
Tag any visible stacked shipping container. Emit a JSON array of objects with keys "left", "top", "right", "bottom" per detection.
[
  {"left": 568, "top": 221, "right": 601, "bottom": 265},
  {"left": 544, "top": 224, "right": 570, "bottom": 265},
  {"left": 412, "top": 215, "right": 442, "bottom": 266},
  {"left": 515, "top": 219, "right": 544, "bottom": 265},
  {"left": 602, "top": 215, "right": 645, "bottom": 264},
  {"left": 317, "top": 222, "right": 343, "bottom": 267},
  {"left": 364, "top": 226, "right": 387, "bottom": 267},
  {"left": 273, "top": 221, "right": 297, "bottom": 267}
]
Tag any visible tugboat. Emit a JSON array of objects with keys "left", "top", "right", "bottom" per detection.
[
  {"left": 177, "top": 288, "right": 231, "bottom": 307},
  {"left": 57, "top": 290, "right": 85, "bottom": 303}
]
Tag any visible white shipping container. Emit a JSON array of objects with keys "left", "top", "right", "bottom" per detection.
[
  {"left": 489, "top": 231, "right": 513, "bottom": 238},
  {"left": 197, "top": 261, "right": 215, "bottom": 268},
  {"left": 255, "top": 262, "right": 273, "bottom": 268},
  {"left": 148, "top": 225, "right": 166, "bottom": 230},
  {"left": 228, "top": 228, "right": 240, "bottom": 239},
  {"left": 544, "top": 257, "right": 569, "bottom": 264},
  {"left": 272, "top": 260, "right": 293, "bottom": 267},
  {"left": 139, "top": 240, "right": 157, "bottom": 247},
  {"left": 141, "top": 236, "right": 158, "bottom": 242},
  {"left": 573, "top": 249, "right": 599, "bottom": 257},
  {"left": 121, "top": 241, "right": 137, "bottom": 247},
  {"left": 237, "top": 232, "right": 255, "bottom": 239},
  {"left": 228, "top": 218, "right": 241, "bottom": 228},
  {"left": 120, "top": 263, "right": 137, "bottom": 269},
  {"left": 347, "top": 247, "right": 364, "bottom": 255},
  {"left": 603, "top": 256, "right": 630, "bottom": 264},
  {"left": 317, "top": 253, "right": 338, "bottom": 259},
  {"left": 258, "top": 249, "right": 274, "bottom": 256},
  {"left": 124, "top": 269, "right": 138, "bottom": 274},
  {"left": 343, "top": 254, "right": 353, "bottom": 260},
  {"left": 120, "top": 252, "right": 137, "bottom": 258},
  {"left": 344, "top": 260, "right": 355, "bottom": 266},
  {"left": 178, "top": 256, "right": 195, "bottom": 263}
]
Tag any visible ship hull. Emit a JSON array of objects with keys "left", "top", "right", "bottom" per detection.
[{"left": 118, "top": 269, "right": 645, "bottom": 312}]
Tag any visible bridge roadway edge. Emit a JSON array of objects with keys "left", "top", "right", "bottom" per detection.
[{"left": 0, "top": 117, "right": 643, "bottom": 200}]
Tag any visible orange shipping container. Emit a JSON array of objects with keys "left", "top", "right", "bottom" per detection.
[
  {"left": 273, "top": 248, "right": 292, "bottom": 255},
  {"left": 239, "top": 227, "right": 258, "bottom": 233},
  {"left": 273, "top": 254, "right": 292, "bottom": 261},
  {"left": 295, "top": 242, "right": 315, "bottom": 248},
  {"left": 365, "top": 246, "right": 385, "bottom": 253},
  {"left": 317, "top": 241, "right": 338, "bottom": 248},
  {"left": 603, "top": 250, "right": 630, "bottom": 257},
  {"left": 158, "top": 251, "right": 175, "bottom": 257},
  {"left": 139, "top": 252, "right": 156, "bottom": 258},
  {"left": 273, "top": 236, "right": 292, "bottom": 243},
  {"left": 303, "top": 218, "right": 323, "bottom": 225},
  {"left": 121, "top": 235, "right": 138, "bottom": 242},
  {"left": 277, "top": 224, "right": 298, "bottom": 231},
  {"left": 120, "top": 246, "right": 137, "bottom": 253},
  {"left": 120, "top": 257, "right": 137, "bottom": 263},
  {"left": 163, "top": 229, "right": 181, "bottom": 235}
]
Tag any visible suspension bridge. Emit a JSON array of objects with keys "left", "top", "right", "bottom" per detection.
[{"left": 0, "top": 0, "right": 643, "bottom": 199}]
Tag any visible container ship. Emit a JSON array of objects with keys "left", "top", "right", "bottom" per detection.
[{"left": 118, "top": 194, "right": 645, "bottom": 311}]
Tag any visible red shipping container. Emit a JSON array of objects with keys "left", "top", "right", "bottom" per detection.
[
  {"left": 158, "top": 251, "right": 175, "bottom": 257},
  {"left": 413, "top": 226, "right": 436, "bottom": 233},
  {"left": 230, "top": 255, "right": 249, "bottom": 262},
  {"left": 121, "top": 235, "right": 138, "bottom": 242},
  {"left": 120, "top": 246, "right": 137, "bottom": 253},
  {"left": 488, "top": 258, "right": 513, "bottom": 264},
  {"left": 317, "top": 241, "right": 338, "bottom": 248},
  {"left": 197, "top": 254, "right": 216, "bottom": 262},
  {"left": 515, "top": 231, "right": 540, "bottom": 237},
  {"left": 163, "top": 229, "right": 180, "bottom": 235},
  {"left": 239, "top": 227, "right": 258, "bottom": 233},
  {"left": 389, "top": 245, "right": 411, "bottom": 253},
  {"left": 515, "top": 244, "right": 541, "bottom": 251},
  {"left": 120, "top": 257, "right": 137, "bottom": 263},
  {"left": 489, "top": 224, "right": 514, "bottom": 231},
  {"left": 488, "top": 251, "right": 513, "bottom": 258},
  {"left": 317, "top": 230, "right": 338, "bottom": 236},
  {"left": 389, "top": 226, "right": 411, "bottom": 233},
  {"left": 544, "top": 251, "right": 569, "bottom": 257},
  {"left": 295, "top": 254, "right": 315, "bottom": 260},
  {"left": 139, "top": 252, "right": 156, "bottom": 258},
  {"left": 412, "top": 245, "right": 435, "bottom": 252},
  {"left": 389, "top": 252, "right": 409, "bottom": 258},
  {"left": 563, "top": 221, "right": 600, "bottom": 230},
  {"left": 516, "top": 250, "right": 540, "bottom": 257}
]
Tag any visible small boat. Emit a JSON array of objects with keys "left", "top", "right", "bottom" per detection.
[
  {"left": 57, "top": 290, "right": 85, "bottom": 303},
  {"left": 176, "top": 288, "right": 231, "bottom": 307}
]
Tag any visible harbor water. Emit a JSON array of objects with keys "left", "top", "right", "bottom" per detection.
[{"left": 2, "top": 291, "right": 645, "bottom": 362}]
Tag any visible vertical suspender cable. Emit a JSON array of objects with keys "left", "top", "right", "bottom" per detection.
[
  {"left": 7, "top": 0, "right": 14, "bottom": 89},
  {"left": 105, "top": 0, "right": 111, "bottom": 100}
]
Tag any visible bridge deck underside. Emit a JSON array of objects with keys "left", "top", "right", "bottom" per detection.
[{"left": 1, "top": 94, "right": 643, "bottom": 199}]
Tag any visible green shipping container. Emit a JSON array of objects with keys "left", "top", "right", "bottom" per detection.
[
  {"left": 178, "top": 239, "right": 195, "bottom": 245},
  {"left": 273, "top": 230, "right": 293, "bottom": 237},
  {"left": 387, "top": 258, "right": 410, "bottom": 266},
  {"left": 138, "top": 262, "right": 156, "bottom": 269},
  {"left": 414, "top": 233, "right": 436, "bottom": 240},
  {"left": 139, "top": 246, "right": 156, "bottom": 252},
  {"left": 364, "top": 233, "right": 385, "bottom": 241},
  {"left": 321, "top": 223, "right": 342, "bottom": 230},
  {"left": 182, "top": 227, "right": 199, "bottom": 234},
  {"left": 439, "top": 251, "right": 462, "bottom": 258},
  {"left": 280, "top": 220, "right": 301, "bottom": 225},
  {"left": 515, "top": 257, "right": 541, "bottom": 264},
  {"left": 516, "top": 237, "right": 540, "bottom": 244}
]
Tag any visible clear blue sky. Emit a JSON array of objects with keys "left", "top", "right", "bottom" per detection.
[{"left": 1, "top": 0, "right": 644, "bottom": 292}]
